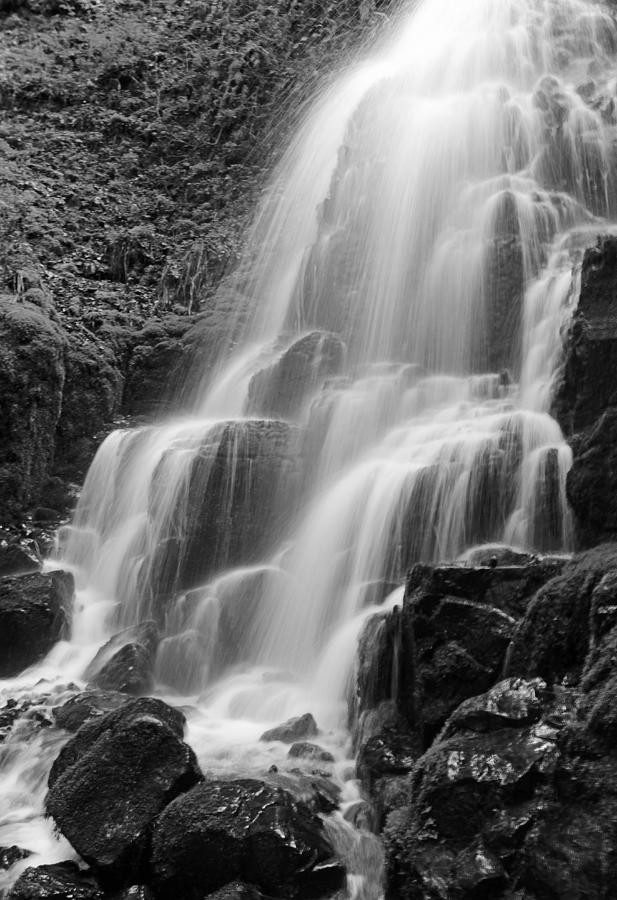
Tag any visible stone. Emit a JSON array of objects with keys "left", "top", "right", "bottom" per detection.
[
  {"left": 52, "top": 689, "right": 129, "bottom": 732},
  {"left": 246, "top": 331, "right": 345, "bottom": 420},
  {"left": 150, "top": 779, "right": 344, "bottom": 899},
  {"left": 204, "top": 885, "right": 269, "bottom": 900},
  {"left": 6, "top": 862, "right": 103, "bottom": 899},
  {"left": 287, "top": 742, "right": 334, "bottom": 764},
  {"left": 0, "top": 570, "right": 73, "bottom": 677},
  {"left": 46, "top": 698, "right": 201, "bottom": 889},
  {"left": 84, "top": 621, "right": 160, "bottom": 695},
  {"left": 260, "top": 713, "right": 318, "bottom": 744},
  {"left": 0, "top": 542, "right": 41, "bottom": 578},
  {"left": 507, "top": 545, "right": 617, "bottom": 685},
  {"left": 0, "top": 845, "right": 31, "bottom": 869}
]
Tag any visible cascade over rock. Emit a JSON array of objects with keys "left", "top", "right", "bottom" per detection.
[{"left": 6, "top": 0, "right": 617, "bottom": 896}]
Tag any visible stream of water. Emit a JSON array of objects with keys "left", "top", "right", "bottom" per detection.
[{"left": 3, "top": 0, "right": 617, "bottom": 896}]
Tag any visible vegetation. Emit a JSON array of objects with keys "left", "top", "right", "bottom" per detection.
[{"left": 0, "top": 0, "right": 395, "bottom": 331}]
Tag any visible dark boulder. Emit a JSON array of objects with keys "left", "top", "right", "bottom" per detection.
[
  {"left": 46, "top": 697, "right": 201, "bottom": 889},
  {"left": 260, "top": 713, "right": 318, "bottom": 744},
  {"left": 150, "top": 778, "right": 344, "bottom": 899},
  {"left": 507, "top": 545, "right": 617, "bottom": 685},
  {"left": 6, "top": 862, "right": 103, "bottom": 899},
  {"left": 52, "top": 689, "right": 129, "bottom": 732},
  {"left": 0, "top": 570, "right": 73, "bottom": 677},
  {"left": 0, "top": 845, "right": 31, "bottom": 869},
  {"left": 287, "top": 742, "right": 334, "bottom": 764},
  {"left": 84, "top": 621, "right": 160, "bottom": 695},
  {"left": 263, "top": 771, "right": 340, "bottom": 815},
  {"left": 246, "top": 331, "right": 345, "bottom": 420},
  {"left": 0, "top": 541, "right": 41, "bottom": 578}
]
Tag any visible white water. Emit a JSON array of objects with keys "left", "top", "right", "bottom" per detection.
[{"left": 3, "top": 0, "right": 617, "bottom": 895}]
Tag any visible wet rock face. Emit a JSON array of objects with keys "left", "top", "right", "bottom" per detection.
[
  {"left": 553, "top": 236, "right": 617, "bottom": 547},
  {"left": 46, "top": 698, "right": 202, "bottom": 889},
  {"left": 378, "top": 545, "right": 617, "bottom": 899},
  {"left": 6, "top": 861, "right": 103, "bottom": 899},
  {"left": 0, "top": 570, "right": 73, "bottom": 677},
  {"left": 246, "top": 331, "right": 345, "bottom": 420},
  {"left": 84, "top": 621, "right": 160, "bottom": 695},
  {"left": 150, "top": 778, "right": 345, "bottom": 900},
  {"left": 260, "top": 713, "right": 318, "bottom": 744},
  {"left": 149, "top": 419, "right": 300, "bottom": 602}
]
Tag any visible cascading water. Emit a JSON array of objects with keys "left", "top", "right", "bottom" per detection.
[{"left": 3, "top": 0, "right": 617, "bottom": 895}]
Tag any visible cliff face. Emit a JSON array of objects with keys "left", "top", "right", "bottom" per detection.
[{"left": 0, "top": 0, "right": 392, "bottom": 524}]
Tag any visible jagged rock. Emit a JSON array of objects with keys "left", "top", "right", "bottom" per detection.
[
  {"left": 150, "top": 778, "right": 344, "bottom": 899},
  {"left": 46, "top": 697, "right": 201, "bottom": 889},
  {"left": 442, "top": 677, "right": 546, "bottom": 736},
  {"left": 85, "top": 621, "right": 160, "bottom": 695},
  {"left": 246, "top": 331, "right": 345, "bottom": 420},
  {"left": 147, "top": 420, "right": 300, "bottom": 604},
  {"left": 263, "top": 771, "right": 339, "bottom": 815},
  {"left": 6, "top": 862, "right": 103, "bottom": 899},
  {"left": 260, "top": 713, "right": 318, "bottom": 744},
  {"left": 463, "top": 544, "right": 538, "bottom": 567},
  {"left": 0, "top": 570, "right": 73, "bottom": 677},
  {"left": 0, "top": 542, "right": 41, "bottom": 577},
  {"left": 52, "top": 689, "right": 129, "bottom": 732},
  {"left": 567, "top": 409, "right": 617, "bottom": 546},
  {"left": 554, "top": 236, "right": 617, "bottom": 437},
  {"left": 204, "top": 885, "right": 269, "bottom": 900},
  {"left": 397, "top": 561, "right": 563, "bottom": 744},
  {"left": 287, "top": 742, "right": 334, "bottom": 764},
  {"left": 0, "top": 300, "right": 66, "bottom": 517},
  {"left": 0, "top": 845, "right": 31, "bottom": 869},
  {"left": 507, "top": 545, "right": 617, "bottom": 684}
]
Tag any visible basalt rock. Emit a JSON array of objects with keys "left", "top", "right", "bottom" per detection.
[
  {"left": 260, "top": 713, "right": 318, "bottom": 744},
  {"left": 553, "top": 236, "right": 617, "bottom": 548},
  {"left": 46, "top": 697, "right": 201, "bottom": 889},
  {"left": 287, "top": 742, "right": 335, "bottom": 764},
  {"left": 0, "top": 570, "right": 73, "bottom": 677},
  {"left": 507, "top": 544, "right": 617, "bottom": 685},
  {"left": 84, "top": 621, "right": 160, "bottom": 695},
  {"left": 147, "top": 419, "right": 300, "bottom": 605},
  {"left": 204, "top": 885, "right": 270, "bottom": 900},
  {"left": 150, "top": 778, "right": 344, "bottom": 899},
  {"left": 0, "top": 846, "right": 31, "bottom": 870},
  {"left": 0, "top": 541, "right": 41, "bottom": 578},
  {"left": 384, "top": 676, "right": 617, "bottom": 900},
  {"left": 246, "top": 331, "right": 345, "bottom": 420},
  {"left": 52, "top": 689, "right": 129, "bottom": 732},
  {"left": 6, "top": 862, "right": 103, "bottom": 899}
]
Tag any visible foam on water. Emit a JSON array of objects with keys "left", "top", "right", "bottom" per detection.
[{"left": 3, "top": 0, "right": 617, "bottom": 895}]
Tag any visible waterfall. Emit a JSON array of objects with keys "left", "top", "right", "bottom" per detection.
[{"left": 3, "top": 0, "right": 617, "bottom": 894}]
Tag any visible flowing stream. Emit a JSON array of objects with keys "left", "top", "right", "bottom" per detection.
[{"left": 3, "top": 0, "right": 617, "bottom": 896}]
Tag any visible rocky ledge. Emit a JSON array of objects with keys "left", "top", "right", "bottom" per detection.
[{"left": 355, "top": 545, "right": 617, "bottom": 898}]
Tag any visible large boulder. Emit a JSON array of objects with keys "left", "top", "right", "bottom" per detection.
[
  {"left": 150, "top": 778, "right": 344, "bottom": 899},
  {"left": 246, "top": 331, "right": 345, "bottom": 420},
  {"left": 84, "top": 621, "right": 160, "bottom": 695},
  {"left": 0, "top": 300, "right": 66, "bottom": 517},
  {"left": 384, "top": 677, "right": 617, "bottom": 900},
  {"left": 0, "top": 570, "right": 73, "bottom": 677},
  {"left": 46, "top": 697, "right": 202, "bottom": 889},
  {"left": 260, "top": 713, "right": 318, "bottom": 744},
  {"left": 6, "top": 862, "right": 103, "bottom": 899},
  {"left": 52, "top": 689, "right": 129, "bottom": 732}
]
